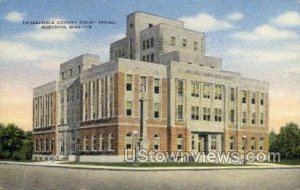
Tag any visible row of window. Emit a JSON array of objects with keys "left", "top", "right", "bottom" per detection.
[
  {"left": 142, "top": 53, "right": 154, "bottom": 62},
  {"left": 81, "top": 134, "right": 114, "bottom": 152},
  {"left": 125, "top": 133, "right": 161, "bottom": 150},
  {"left": 82, "top": 76, "right": 114, "bottom": 122},
  {"left": 238, "top": 136, "right": 265, "bottom": 151},
  {"left": 34, "top": 138, "right": 54, "bottom": 152},
  {"left": 241, "top": 90, "right": 265, "bottom": 105},
  {"left": 180, "top": 81, "right": 224, "bottom": 100},
  {"left": 170, "top": 36, "right": 200, "bottom": 51},
  {"left": 178, "top": 105, "right": 265, "bottom": 125},
  {"left": 126, "top": 74, "right": 160, "bottom": 94},
  {"left": 126, "top": 101, "right": 161, "bottom": 118},
  {"left": 142, "top": 37, "right": 154, "bottom": 50},
  {"left": 33, "top": 93, "right": 54, "bottom": 128},
  {"left": 61, "top": 65, "right": 81, "bottom": 80}
]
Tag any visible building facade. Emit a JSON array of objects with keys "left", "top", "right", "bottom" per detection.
[{"left": 32, "top": 12, "right": 269, "bottom": 161}]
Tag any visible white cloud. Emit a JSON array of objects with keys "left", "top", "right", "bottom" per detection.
[
  {"left": 227, "top": 43, "right": 300, "bottom": 63},
  {"left": 227, "top": 12, "right": 244, "bottom": 22},
  {"left": 4, "top": 11, "right": 25, "bottom": 23},
  {"left": 232, "top": 25, "right": 298, "bottom": 41},
  {"left": 180, "top": 13, "right": 233, "bottom": 32},
  {"left": 20, "top": 18, "right": 82, "bottom": 42},
  {"left": 0, "top": 40, "right": 66, "bottom": 63},
  {"left": 272, "top": 11, "right": 300, "bottom": 27}
]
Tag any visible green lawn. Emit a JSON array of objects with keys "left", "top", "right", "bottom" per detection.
[
  {"left": 61, "top": 162, "right": 251, "bottom": 167},
  {"left": 276, "top": 159, "right": 300, "bottom": 165}
]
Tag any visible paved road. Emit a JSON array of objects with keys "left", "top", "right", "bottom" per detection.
[{"left": 0, "top": 164, "right": 299, "bottom": 190}]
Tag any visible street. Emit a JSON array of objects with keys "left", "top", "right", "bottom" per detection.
[{"left": 0, "top": 164, "right": 299, "bottom": 190}]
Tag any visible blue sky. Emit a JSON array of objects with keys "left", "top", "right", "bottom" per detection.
[{"left": 0, "top": 0, "right": 300, "bottom": 131}]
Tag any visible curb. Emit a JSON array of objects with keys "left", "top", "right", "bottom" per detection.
[{"left": 1, "top": 161, "right": 300, "bottom": 171}]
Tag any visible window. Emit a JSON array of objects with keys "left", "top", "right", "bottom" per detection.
[
  {"left": 126, "top": 101, "right": 133, "bottom": 116},
  {"left": 61, "top": 72, "right": 64, "bottom": 80},
  {"left": 242, "top": 111, "right": 247, "bottom": 125},
  {"left": 241, "top": 137, "right": 246, "bottom": 150},
  {"left": 146, "top": 39, "right": 150, "bottom": 49},
  {"left": 154, "top": 134, "right": 160, "bottom": 150},
  {"left": 191, "top": 106, "right": 200, "bottom": 120},
  {"left": 182, "top": 39, "right": 187, "bottom": 47},
  {"left": 260, "top": 113, "right": 264, "bottom": 125},
  {"left": 230, "top": 88, "right": 235, "bottom": 101},
  {"left": 203, "top": 84, "right": 210, "bottom": 99},
  {"left": 214, "top": 108, "right": 222, "bottom": 122},
  {"left": 150, "top": 37, "right": 154, "bottom": 47},
  {"left": 83, "top": 136, "right": 88, "bottom": 151},
  {"left": 108, "top": 133, "right": 114, "bottom": 151},
  {"left": 154, "top": 78, "right": 160, "bottom": 94},
  {"left": 146, "top": 55, "right": 150, "bottom": 62},
  {"left": 259, "top": 137, "right": 264, "bottom": 150},
  {"left": 141, "top": 76, "right": 147, "bottom": 93},
  {"left": 70, "top": 69, "right": 72, "bottom": 78},
  {"left": 99, "top": 134, "right": 104, "bottom": 151},
  {"left": 78, "top": 65, "right": 81, "bottom": 74},
  {"left": 45, "top": 139, "right": 49, "bottom": 152},
  {"left": 194, "top": 41, "right": 198, "bottom": 50},
  {"left": 150, "top": 54, "right": 154, "bottom": 62},
  {"left": 230, "top": 109, "right": 235, "bottom": 123},
  {"left": 171, "top": 36, "right": 176, "bottom": 46},
  {"left": 260, "top": 93, "right": 264, "bottom": 105},
  {"left": 125, "top": 133, "right": 133, "bottom": 149},
  {"left": 177, "top": 134, "right": 183, "bottom": 150},
  {"left": 126, "top": 74, "right": 132, "bottom": 91},
  {"left": 251, "top": 112, "right": 256, "bottom": 125},
  {"left": 251, "top": 137, "right": 256, "bottom": 150},
  {"left": 251, "top": 93, "right": 256, "bottom": 104},
  {"left": 242, "top": 90, "right": 247, "bottom": 104},
  {"left": 154, "top": 103, "right": 160, "bottom": 119},
  {"left": 177, "top": 80, "right": 184, "bottom": 96},
  {"left": 142, "top": 56, "right": 146, "bottom": 61},
  {"left": 191, "top": 82, "right": 200, "bottom": 97},
  {"left": 214, "top": 85, "right": 223, "bottom": 100},
  {"left": 149, "top": 23, "right": 153, "bottom": 28},
  {"left": 191, "top": 135, "right": 195, "bottom": 150},
  {"left": 142, "top": 41, "right": 146, "bottom": 50},
  {"left": 229, "top": 136, "right": 235, "bottom": 150},
  {"left": 91, "top": 135, "right": 96, "bottom": 151},
  {"left": 211, "top": 135, "right": 217, "bottom": 150},
  {"left": 203, "top": 107, "right": 211, "bottom": 121},
  {"left": 177, "top": 105, "right": 183, "bottom": 120}
]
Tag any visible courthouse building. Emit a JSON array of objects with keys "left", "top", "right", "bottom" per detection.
[{"left": 32, "top": 12, "right": 269, "bottom": 161}]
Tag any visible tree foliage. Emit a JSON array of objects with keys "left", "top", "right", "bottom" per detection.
[
  {"left": 269, "top": 122, "right": 300, "bottom": 159},
  {"left": 0, "top": 123, "right": 33, "bottom": 160}
]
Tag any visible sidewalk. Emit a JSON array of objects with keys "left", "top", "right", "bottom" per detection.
[{"left": 1, "top": 160, "right": 300, "bottom": 171}]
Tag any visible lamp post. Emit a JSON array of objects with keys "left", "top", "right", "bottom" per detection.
[
  {"left": 133, "top": 130, "right": 138, "bottom": 165},
  {"left": 243, "top": 135, "right": 247, "bottom": 165},
  {"left": 51, "top": 137, "right": 55, "bottom": 163},
  {"left": 139, "top": 83, "right": 146, "bottom": 150}
]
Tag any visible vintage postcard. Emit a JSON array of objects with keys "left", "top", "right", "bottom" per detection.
[{"left": 0, "top": 0, "right": 299, "bottom": 189}]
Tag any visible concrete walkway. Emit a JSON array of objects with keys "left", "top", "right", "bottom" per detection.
[{"left": 1, "top": 160, "right": 299, "bottom": 171}]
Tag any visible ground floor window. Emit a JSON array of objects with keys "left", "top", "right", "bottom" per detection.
[
  {"left": 177, "top": 134, "right": 183, "bottom": 150},
  {"left": 153, "top": 134, "right": 160, "bottom": 150},
  {"left": 210, "top": 135, "right": 217, "bottom": 150}
]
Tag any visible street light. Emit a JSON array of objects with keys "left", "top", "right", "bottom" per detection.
[
  {"left": 133, "top": 130, "right": 138, "bottom": 165},
  {"left": 51, "top": 137, "right": 55, "bottom": 163},
  {"left": 243, "top": 135, "right": 247, "bottom": 165},
  {"left": 139, "top": 83, "right": 146, "bottom": 150}
]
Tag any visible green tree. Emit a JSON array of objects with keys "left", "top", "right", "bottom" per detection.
[
  {"left": 269, "top": 123, "right": 300, "bottom": 159},
  {"left": 0, "top": 123, "right": 33, "bottom": 160}
]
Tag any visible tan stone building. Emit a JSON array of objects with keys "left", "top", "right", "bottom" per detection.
[{"left": 32, "top": 12, "right": 269, "bottom": 161}]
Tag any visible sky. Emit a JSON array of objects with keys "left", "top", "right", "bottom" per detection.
[{"left": 0, "top": 0, "right": 299, "bottom": 132}]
